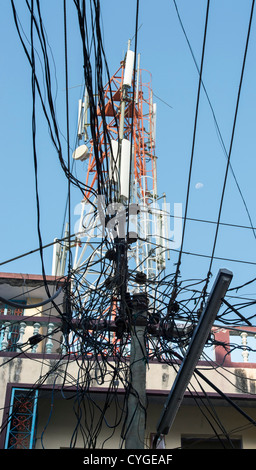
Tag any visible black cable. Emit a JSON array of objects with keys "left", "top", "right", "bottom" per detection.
[
  {"left": 172, "top": 0, "right": 210, "bottom": 294},
  {"left": 0, "top": 233, "right": 74, "bottom": 268},
  {"left": 7, "top": 0, "right": 256, "bottom": 450},
  {"left": 172, "top": 0, "right": 256, "bottom": 241},
  {"left": 0, "top": 286, "right": 62, "bottom": 310},
  {"left": 139, "top": 235, "right": 256, "bottom": 266},
  {"left": 11, "top": 0, "right": 95, "bottom": 198},
  {"left": 169, "top": 212, "right": 256, "bottom": 233},
  {"left": 195, "top": 367, "right": 256, "bottom": 428},
  {"left": 206, "top": 0, "right": 255, "bottom": 278}
]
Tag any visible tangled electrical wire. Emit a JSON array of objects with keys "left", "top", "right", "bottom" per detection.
[{"left": 2, "top": 0, "right": 256, "bottom": 450}]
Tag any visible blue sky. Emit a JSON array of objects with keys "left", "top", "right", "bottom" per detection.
[{"left": 1, "top": 0, "right": 256, "bottom": 303}]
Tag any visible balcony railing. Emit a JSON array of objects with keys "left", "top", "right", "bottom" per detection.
[
  {"left": 213, "top": 325, "right": 256, "bottom": 366},
  {"left": 0, "top": 314, "right": 63, "bottom": 356},
  {"left": 0, "top": 313, "right": 256, "bottom": 365}
]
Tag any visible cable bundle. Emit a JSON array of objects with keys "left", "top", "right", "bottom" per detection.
[{"left": 2, "top": 0, "right": 256, "bottom": 450}]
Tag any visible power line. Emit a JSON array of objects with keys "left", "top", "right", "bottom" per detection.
[
  {"left": 5, "top": 0, "right": 256, "bottom": 451},
  {"left": 172, "top": 246, "right": 256, "bottom": 266},
  {"left": 173, "top": 0, "right": 210, "bottom": 292},
  {"left": 172, "top": 0, "right": 256, "bottom": 241},
  {"left": 169, "top": 213, "right": 256, "bottom": 232},
  {"left": 206, "top": 0, "right": 255, "bottom": 278}
]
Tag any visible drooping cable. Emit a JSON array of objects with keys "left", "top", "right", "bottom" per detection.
[
  {"left": 205, "top": 0, "right": 255, "bottom": 288},
  {"left": 172, "top": 0, "right": 256, "bottom": 241},
  {"left": 5, "top": 0, "right": 256, "bottom": 450},
  {"left": 171, "top": 0, "right": 210, "bottom": 298}
]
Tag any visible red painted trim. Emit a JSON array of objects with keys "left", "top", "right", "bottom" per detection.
[
  {"left": 4, "top": 381, "right": 256, "bottom": 400},
  {"left": 214, "top": 329, "right": 232, "bottom": 366},
  {"left": 0, "top": 314, "right": 62, "bottom": 324},
  {"left": 0, "top": 272, "right": 65, "bottom": 283}
]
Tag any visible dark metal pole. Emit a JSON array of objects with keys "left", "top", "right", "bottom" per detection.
[{"left": 154, "top": 268, "right": 233, "bottom": 447}]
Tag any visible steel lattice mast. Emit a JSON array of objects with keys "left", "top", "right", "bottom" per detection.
[
  {"left": 70, "top": 45, "right": 169, "bottom": 285},
  {"left": 51, "top": 45, "right": 170, "bottom": 364},
  {"left": 51, "top": 44, "right": 172, "bottom": 448}
]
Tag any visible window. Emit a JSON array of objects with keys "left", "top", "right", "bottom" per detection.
[
  {"left": 181, "top": 436, "right": 242, "bottom": 449},
  {"left": 5, "top": 388, "right": 38, "bottom": 449}
]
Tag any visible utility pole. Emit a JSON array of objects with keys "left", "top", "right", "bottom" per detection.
[
  {"left": 125, "top": 292, "right": 148, "bottom": 449},
  {"left": 67, "top": 43, "right": 195, "bottom": 450}
]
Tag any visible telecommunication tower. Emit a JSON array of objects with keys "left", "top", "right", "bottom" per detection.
[
  {"left": 52, "top": 44, "right": 170, "bottom": 362},
  {"left": 71, "top": 45, "right": 169, "bottom": 287}
]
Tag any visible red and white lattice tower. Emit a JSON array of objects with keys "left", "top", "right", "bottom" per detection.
[{"left": 53, "top": 45, "right": 169, "bottom": 293}]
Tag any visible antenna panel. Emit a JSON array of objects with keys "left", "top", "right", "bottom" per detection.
[{"left": 123, "top": 50, "right": 135, "bottom": 87}]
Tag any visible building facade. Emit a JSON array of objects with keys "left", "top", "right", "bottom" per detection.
[{"left": 0, "top": 271, "right": 256, "bottom": 449}]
